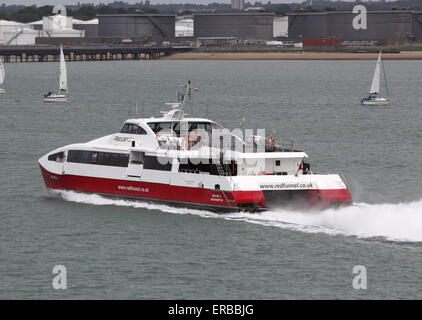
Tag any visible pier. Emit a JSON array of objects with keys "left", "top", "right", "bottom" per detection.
[{"left": 0, "top": 45, "right": 194, "bottom": 62}]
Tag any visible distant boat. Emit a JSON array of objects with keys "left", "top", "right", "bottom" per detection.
[
  {"left": 361, "top": 51, "right": 390, "bottom": 105},
  {"left": 0, "top": 58, "right": 5, "bottom": 94},
  {"left": 43, "top": 45, "right": 68, "bottom": 102}
]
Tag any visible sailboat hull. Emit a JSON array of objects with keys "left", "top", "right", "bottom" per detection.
[
  {"left": 43, "top": 93, "right": 68, "bottom": 102},
  {"left": 361, "top": 97, "right": 389, "bottom": 106}
]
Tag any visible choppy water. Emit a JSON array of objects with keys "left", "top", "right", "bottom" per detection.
[{"left": 0, "top": 59, "right": 421, "bottom": 299}]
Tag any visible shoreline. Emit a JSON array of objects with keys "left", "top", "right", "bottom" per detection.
[{"left": 162, "top": 51, "right": 422, "bottom": 60}]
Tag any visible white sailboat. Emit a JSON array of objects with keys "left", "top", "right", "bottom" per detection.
[
  {"left": 44, "top": 44, "right": 68, "bottom": 102},
  {"left": 0, "top": 58, "right": 5, "bottom": 94},
  {"left": 361, "top": 51, "right": 390, "bottom": 105}
]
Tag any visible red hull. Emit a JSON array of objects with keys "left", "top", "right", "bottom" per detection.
[
  {"left": 40, "top": 165, "right": 266, "bottom": 210},
  {"left": 40, "top": 165, "right": 351, "bottom": 210}
]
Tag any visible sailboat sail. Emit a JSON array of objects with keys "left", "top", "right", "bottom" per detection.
[
  {"left": 381, "top": 55, "right": 389, "bottom": 97},
  {"left": 369, "top": 52, "right": 381, "bottom": 95},
  {"left": 0, "top": 58, "right": 5, "bottom": 86},
  {"left": 59, "top": 45, "right": 67, "bottom": 92}
]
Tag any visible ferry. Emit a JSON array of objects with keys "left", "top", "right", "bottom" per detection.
[{"left": 39, "top": 84, "right": 352, "bottom": 211}]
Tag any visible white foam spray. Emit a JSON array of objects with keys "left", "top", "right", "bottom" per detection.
[{"left": 51, "top": 190, "right": 422, "bottom": 243}]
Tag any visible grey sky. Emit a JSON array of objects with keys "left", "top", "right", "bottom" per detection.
[
  {"left": 0, "top": 0, "right": 381, "bottom": 6},
  {"left": 0, "top": 0, "right": 386, "bottom": 6},
  {"left": 0, "top": 0, "right": 310, "bottom": 6}
]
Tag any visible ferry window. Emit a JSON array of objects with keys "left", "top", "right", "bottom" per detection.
[
  {"left": 96, "top": 152, "right": 129, "bottom": 167},
  {"left": 133, "top": 126, "right": 146, "bottom": 135},
  {"left": 179, "top": 158, "right": 203, "bottom": 173},
  {"left": 120, "top": 123, "right": 147, "bottom": 135},
  {"left": 147, "top": 123, "right": 156, "bottom": 132},
  {"left": 172, "top": 122, "right": 189, "bottom": 137},
  {"left": 275, "top": 160, "right": 281, "bottom": 166},
  {"left": 179, "top": 159, "right": 226, "bottom": 175},
  {"left": 212, "top": 123, "right": 223, "bottom": 130},
  {"left": 197, "top": 123, "right": 212, "bottom": 133},
  {"left": 48, "top": 151, "right": 65, "bottom": 162},
  {"left": 147, "top": 122, "right": 172, "bottom": 134},
  {"left": 155, "top": 122, "right": 172, "bottom": 134},
  {"left": 67, "top": 150, "right": 129, "bottom": 167},
  {"left": 67, "top": 150, "right": 91, "bottom": 164},
  {"left": 173, "top": 122, "right": 180, "bottom": 137},
  {"left": 144, "top": 156, "right": 172, "bottom": 171},
  {"left": 189, "top": 122, "right": 212, "bottom": 133},
  {"left": 188, "top": 122, "right": 197, "bottom": 132},
  {"left": 91, "top": 152, "right": 98, "bottom": 164},
  {"left": 130, "top": 151, "right": 145, "bottom": 165}
]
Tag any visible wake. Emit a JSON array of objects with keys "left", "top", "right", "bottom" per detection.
[{"left": 51, "top": 190, "right": 422, "bottom": 243}]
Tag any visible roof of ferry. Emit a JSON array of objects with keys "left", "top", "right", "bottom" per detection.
[{"left": 125, "top": 117, "right": 219, "bottom": 124}]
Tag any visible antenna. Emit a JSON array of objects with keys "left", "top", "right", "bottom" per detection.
[
  {"left": 177, "top": 80, "right": 192, "bottom": 114},
  {"left": 240, "top": 108, "right": 248, "bottom": 131}
]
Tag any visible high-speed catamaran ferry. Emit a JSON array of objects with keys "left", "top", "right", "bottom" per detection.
[{"left": 39, "top": 86, "right": 352, "bottom": 211}]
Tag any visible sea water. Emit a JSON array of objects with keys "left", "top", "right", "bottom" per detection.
[{"left": 0, "top": 60, "right": 421, "bottom": 299}]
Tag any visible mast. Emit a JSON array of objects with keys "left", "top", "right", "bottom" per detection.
[{"left": 178, "top": 80, "right": 191, "bottom": 113}]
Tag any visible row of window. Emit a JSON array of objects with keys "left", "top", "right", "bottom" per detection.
[
  {"left": 120, "top": 123, "right": 147, "bottom": 135},
  {"left": 147, "top": 122, "right": 214, "bottom": 137},
  {"left": 48, "top": 150, "right": 238, "bottom": 175},
  {"left": 67, "top": 150, "right": 129, "bottom": 167},
  {"left": 120, "top": 122, "right": 215, "bottom": 136},
  {"left": 143, "top": 155, "right": 172, "bottom": 171},
  {"left": 179, "top": 159, "right": 237, "bottom": 176}
]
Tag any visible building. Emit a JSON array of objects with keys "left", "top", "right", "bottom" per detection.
[
  {"left": 231, "top": 0, "right": 245, "bottom": 10},
  {"left": 0, "top": 19, "right": 41, "bottom": 45},
  {"left": 288, "top": 10, "right": 422, "bottom": 45},
  {"left": 273, "top": 16, "right": 288, "bottom": 38},
  {"left": 42, "top": 15, "right": 85, "bottom": 38},
  {"left": 73, "top": 18, "right": 99, "bottom": 37},
  {"left": 97, "top": 14, "right": 175, "bottom": 41},
  {"left": 193, "top": 13, "right": 274, "bottom": 40},
  {"left": 0, "top": 16, "right": 84, "bottom": 45},
  {"left": 175, "top": 17, "right": 193, "bottom": 37},
  {"left": 29, "top": 17, "right": 98, "bottom": 37}
]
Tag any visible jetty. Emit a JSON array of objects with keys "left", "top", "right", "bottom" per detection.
[{"left": 0, "top": 45, "right": 193, "bottom": 62}]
